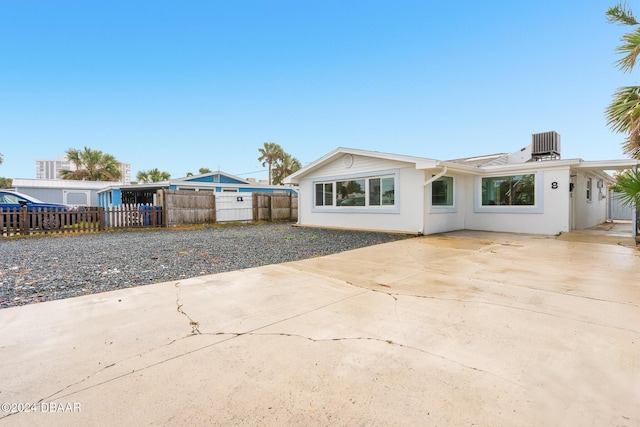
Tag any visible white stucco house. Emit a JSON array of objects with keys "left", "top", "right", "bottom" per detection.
[{"left": 283, "top": 132, "right": 639, "bottom": 235}]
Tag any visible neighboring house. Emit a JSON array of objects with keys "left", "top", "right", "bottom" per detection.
[
  {"left": 98, "top": 171, "right": 297, "bottom": 207},
  {"left": 283, "top": 132, "right": 639, "bottom": 235},
  {"left": 10, "top": 178, "right": 112, "bottom": 207}
]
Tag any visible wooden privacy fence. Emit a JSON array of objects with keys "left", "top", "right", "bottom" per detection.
[
  {"left": 158, "top": 190, "right": 297, "bottom": 226},
  {"left": 253, "top": 193, "right": 298, "bottom": 222},
  {"left": 0, "top": 205, "right": 164, "bottom": 237},
  {"left": 159, "top": 190, "right": 216, "bottom": 227}
]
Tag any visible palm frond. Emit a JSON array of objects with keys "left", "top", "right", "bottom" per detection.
[
  {"left": 607, "top": 3, "right": 639, "bottom": 26},
  {"left": 606, "top": 86, "right": 640, "bottom": 159},
  {"left": 606, "top": 85, "right": 640, "bottom": 131},
  {"left": 613, "top": 168, "right": 640, "bottom": 207},
  {"left": 615, "top": 28, "right": 640, "bottom": 72}
]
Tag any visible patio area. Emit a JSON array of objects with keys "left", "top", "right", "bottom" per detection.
[{"left": 558, "top": 220, "right": 636, "bottom": 247}]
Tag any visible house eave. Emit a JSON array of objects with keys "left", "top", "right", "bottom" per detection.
[
  {"left": 284, "top": 147, "right": 439, "bottom": 184},
  {"left": 571, "top": 159, "right": 640, "bottom": 171}
]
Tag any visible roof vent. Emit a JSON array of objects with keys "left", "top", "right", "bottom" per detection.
[{"left": 531, "top": 131, "right": 560, "bottom": 161}]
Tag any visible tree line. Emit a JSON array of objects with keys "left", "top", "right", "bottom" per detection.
[{"left": 0, "top": 143, "right": 301, "bottom": 188}]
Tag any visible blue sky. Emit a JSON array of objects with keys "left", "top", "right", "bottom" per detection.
[{"left": 0, "top": 1, "right": 636, "bottom": 181}]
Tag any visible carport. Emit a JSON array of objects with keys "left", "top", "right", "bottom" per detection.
[{"left": 569, "top": 160, "right": 639, "bottom": 243}]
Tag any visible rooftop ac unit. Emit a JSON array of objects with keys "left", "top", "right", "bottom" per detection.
[{"left": 531, "top": 131, "right": 561, "bottom": 160}]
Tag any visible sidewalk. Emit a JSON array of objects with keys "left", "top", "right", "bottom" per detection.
[{"left": 1, "top": 231, "right": 638, "bottom": 426}]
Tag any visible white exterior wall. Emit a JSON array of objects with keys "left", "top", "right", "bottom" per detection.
[
  {"left": 296, "top": 155, "right": 424, "bottom": 233},
  {"left": 572, "top": 172, "right": 607, "bottom": 229},
  {"left": 464, "top": 167, "right": 571, "bottom": 235},
  {"left": 423, "top": 172, "right": 468, "bottom": 234}
]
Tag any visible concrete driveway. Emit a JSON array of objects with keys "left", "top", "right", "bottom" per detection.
[{"left": 1, "top": 231, "right": 638, "bottom": 426}]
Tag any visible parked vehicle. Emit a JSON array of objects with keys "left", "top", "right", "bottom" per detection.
[{"left": 0, "top": 190, "right": 73, "bottom": 230}]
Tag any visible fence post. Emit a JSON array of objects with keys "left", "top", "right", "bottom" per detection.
[
  {"left": 252, "top": 193, "right": 257, "bottom": 221},
  {"left": 160, "top": 189, "right": 168, "bottom": 227},
  {"left": 98, "top": 207, "right": 105, "bottom": 231},
  {"left": 20, "top": 206, "right": 28, "bottom": 235}
]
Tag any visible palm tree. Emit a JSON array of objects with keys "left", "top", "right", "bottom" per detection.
[
  {"left": 606, "top": 86, "right": 640, "bottom": 159},
  {"left": 272, "top": 152, "right": 302, "bottom": 185},
  {"left": 258, "top": 142, "right": 283, "bottom": 185},
  {"left": 198, "top": 168, "right": 212, "bottom": 174},
  {"left": 136, "top": 170, "right": 149, "bottom": 183},
  {"left": 613, "top": 169, "right": 640, "bottom": 207},
  {"left": 60, "top": 147, "right": 122, "bottom": 181},
  {"left": 136, "top": 168, "right": 170, "bottom": 183},
  {"left": 0, "top": 177, "right": 12, "bottom": 189},
  {"left": 606, "top": 3, "right": 640, "bottom": 159}
]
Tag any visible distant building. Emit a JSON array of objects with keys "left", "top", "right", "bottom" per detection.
[
  {"left": 36, "top": 156, "right": 131, "bottom": 184},
  {"left": 12, "top": 178, "right": 111, "bottom": 207}
]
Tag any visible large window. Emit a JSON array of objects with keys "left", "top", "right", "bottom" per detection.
[
  {"left": 368, "top": 177, "right": 395, "bottom": 206},
  {"left": 337, "top": 179, "right": 365, "bottom": 206},
  {"left": 314, "top": 175, "right": 395, "bottom": 208},
  {"left": 315, "top": 182, "right": 334, "bottom": 206},
  {"left": 432, "top": 176, "right": 453, "bottom": 206},
  {"left": 482, "top": 174, "right": 535, "bottom": 206}
]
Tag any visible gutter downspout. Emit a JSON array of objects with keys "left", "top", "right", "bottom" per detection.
[
  {"left": 423, "top": 166, "right": 448, "bottom": 187},
  {"left": 419, "top": 166, "right": 447, "bottom": 235}
]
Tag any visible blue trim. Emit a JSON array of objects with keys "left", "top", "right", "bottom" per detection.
[
  {"left": 219, "top": 176, "right": 245, "bottom": 184},
  {"left": 187, "top": 176, "right": 215, "bottom": 183}
]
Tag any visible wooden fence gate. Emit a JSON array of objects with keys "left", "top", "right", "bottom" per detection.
[{"left": 252, "top": 193, "right": 298, "bottom": 221}]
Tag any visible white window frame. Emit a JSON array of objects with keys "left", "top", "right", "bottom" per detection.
[
  {"left": 474, "top": 172, "right": 544, "bottom": 213},
  {"left": 429, "top": 175, "right": 456, "bottom": 213},
  {"left": 586, "top": 177, "right": 592, "bottom": 202},
  {"left": 311, "top": 169, "right": 400, "bottom": 213}
]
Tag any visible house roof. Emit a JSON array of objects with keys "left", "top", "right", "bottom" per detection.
[
  {"left": 172, "top": 171, "right": 253, "bottom": 185},
  {"left": 444, "top": 153, "right": 509, "bottom": 167},
  {"left": 283, "top": 147, "right": 441, "bottom": 184},
  {"left": 97, "top": 170, "right": 297, "bottom": 194},
  {"left": 12, "top": 178, "right": 117, "bottom": 190},
  {"left": 283, "top": 146, "right": 640, "bottom": 184}
]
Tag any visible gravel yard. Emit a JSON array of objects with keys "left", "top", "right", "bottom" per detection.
[{"left": 0, "top": 223, "right": 410, "bottom": 309}]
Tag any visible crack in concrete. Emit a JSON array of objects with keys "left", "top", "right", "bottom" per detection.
[
  {"left": 214, "top": 331, "right": 523, "bottom": 389},
  {"left": 175, "top": 281, "right": 201, "bottom": 335},
  {"left": 5, "top": 269, "right": 631, "bottom": 420},
  {"left": 0, "top": 336, "right": 185, "bottom": 422},
  {"left": 343, "top": 280, "right": 640, "bottom": 335},
  {"left": 6, "top": 289, "right": 370, "bottom": 409}
]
